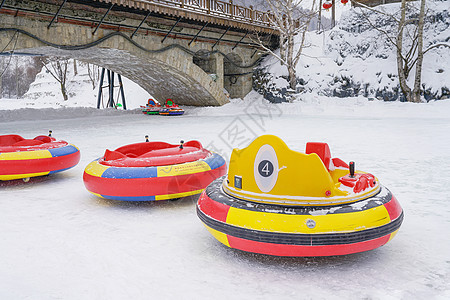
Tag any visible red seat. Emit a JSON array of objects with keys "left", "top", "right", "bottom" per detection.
[
  {"left": 115, "top": 142, "right": 172, "bottom": 157},
  {"left": 103, "top": 149, "right": 127, "bottom": 161},
  {"left": 34, "top": 135, "right": 53, "bottom": 143},
  {"left": 184, "top": 140, "right": 202, "bottom": 149},
  {"left": 139, "top": 146, "right": 198, "bottom": 158},
  {"left": 0, "top": 134, "right": 24, "bottom": 146},
  {"left": 13, "top": 139, "right": 44, "bottom": 146},
  {"left": 306, "top": 142, "right": 332, "bottom": 171},
  {"left": 332, "top": 158, "right": 348, "bottom": 169}
]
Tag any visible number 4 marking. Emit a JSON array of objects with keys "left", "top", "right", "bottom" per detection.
[{"left": 261, "top": 162, "right": 270, "bottom": 176}]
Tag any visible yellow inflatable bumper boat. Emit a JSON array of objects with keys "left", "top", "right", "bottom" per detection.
[{"left": 197, "top": 135, "right": 403, "bottom": 257}]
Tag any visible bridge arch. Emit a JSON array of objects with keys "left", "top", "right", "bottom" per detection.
[
  {"left": 0, "top": 28, "right": 228, "bottom": 106},
  {"left": 0, "top": 0, "right": 278, "bottom": 106},
  {"left": 2, "top": 31, "right": 228, "bottom": 106}
]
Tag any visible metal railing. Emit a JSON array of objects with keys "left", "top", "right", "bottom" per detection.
[{"left": 133, "top": 0, "right": 274, "bottom": 28}]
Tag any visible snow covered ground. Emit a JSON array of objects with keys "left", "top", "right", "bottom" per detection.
[
  {"left": 1, "top": 5, "right": 450, "bottom": 295},
  {"left": 1, "top": 92, "right": 450, "bottom": 299}
]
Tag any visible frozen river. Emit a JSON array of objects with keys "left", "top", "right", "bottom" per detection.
[{"left": 1, "top": 96, "right": 449, "bottom": 299}]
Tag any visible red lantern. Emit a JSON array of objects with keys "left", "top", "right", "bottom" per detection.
[
  {"left": 341, "top": 0, "right": 349, "bottom": 4},
  {"left": 322, "top": 1, "right": 332, "bottom": 10}
]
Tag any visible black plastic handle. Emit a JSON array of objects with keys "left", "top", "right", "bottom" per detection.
[{"left": 349, "top": 161, "right": 355, "bottom": 178}]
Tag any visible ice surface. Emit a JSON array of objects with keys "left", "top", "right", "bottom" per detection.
[
  {"left": 1, "top": 92, "right": 450, "bottom": 299},
  {"left": 1, "top": 5, "right": 450, "bottom": 296}
]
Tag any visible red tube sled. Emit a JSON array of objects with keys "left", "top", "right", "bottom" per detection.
[
  {"left": 141, "top": 99, "right": 161, "bottom": 115},
  {"left": 83, "top": 139, "right": 226, "bottom": 201},
  {"left": 197, "top": 135, "right": 403, "bottom": 257},
  {"left": 0, "top": 133, "right": 81, "bottom": 181},
  {"left": 159, "top": 99, "right": 184, "bottom": 116}
]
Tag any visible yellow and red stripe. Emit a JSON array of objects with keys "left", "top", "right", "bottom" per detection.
[
  {"left": 83, "top": 153, "right": 226, "bottom": 201},
  {"left": 197, "top": 177, "right": 403, "bottom": 257},
  {"left": 0, "top": 144, "right": 80, "bottom": 181}
]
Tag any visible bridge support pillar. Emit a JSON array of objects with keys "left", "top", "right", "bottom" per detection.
[
  {"left": 241, "top": 72, "right": 253, "bottom": 98},
  {"left": 226, "top": 72, "right": 252, "bottom": 99},
  {"left": 224, "top": 59, "right": 253, "bottom": 99},
  {"left": 0, "top": 1, "right": 272, "bottom": 105},
  {"left": 212, "top": 53, "right": 224, "bottom": 91}
]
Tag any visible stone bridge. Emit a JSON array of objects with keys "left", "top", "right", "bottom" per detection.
[{"left": 0, "top": 0, "right": 278, "bottom": 106}]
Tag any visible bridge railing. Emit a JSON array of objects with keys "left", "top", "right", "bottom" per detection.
[{"left": 140, "top": 0, "right": 274, "bottom": 28}]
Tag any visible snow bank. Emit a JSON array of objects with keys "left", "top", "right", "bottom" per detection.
[
  {"left": 12, "top": 60, "right": 152, "bottom": 109},
  {"left": 190, "top": 90, "right": 450, "bottom": 122},
  {"left": 0, "top": 106, "right": 140, "bottom": 123},
  {"left": 262, "top": 1, "right": 450, "bottom": 101},
  {"left": 3, "top": 91, "right": 450, "bottom": 124},
  {"left": 1, "top": 92, "right": 450, "bottom": 299}
]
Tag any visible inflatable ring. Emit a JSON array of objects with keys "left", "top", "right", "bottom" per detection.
[
  {"left": 159, "top": 99, "right": 184, "bottom": 116},
  {"left": 197, "top": 135, "right": 403, "bottom": 256},
  {"left": 83, "top": 140, "right": 226, "bottom": 201},
  {"left": 0, "top": 133, "right": 80, "bottom": 181},
  {"left": 141, "top": 99, "right": 161, "bottom": 115}
]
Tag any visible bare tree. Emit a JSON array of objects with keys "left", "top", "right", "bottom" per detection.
[
  {"left": 0, "top": 58, "right": 4, "bottom": 98},
  {"left": 256, "top": 0, "right": 318, "bottom": 90},
  {"left": 355, "top": 0, "right": 449, "bottom": 102},
  {"left": 395, "top": 0, "right": 426, "bottom": 102},
  {"left": 15, "top": 56, "right": 19, "bottom": 98},
  {"left": 40, "top": 57, "right": 70, "bottom": 101},
  {"left": 0, "top": 56, "right": 42, "bottom": 98},
  {"left": 411, "top": 0, "right": 426, "bottom": 103},
  {"left": 73, "top": 59, "right": 78, "bottom": 76},
  {"left": 86, "top": 63, "right": 100, "bottom": 90}
]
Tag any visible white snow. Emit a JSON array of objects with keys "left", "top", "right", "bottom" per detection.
[
  {"left": 18, "top": 62, "right": 152, "bottom": 110},
  {"left": 1, "top": 4, "right": 450, "bottom": 297},
  {"left": 1, "top": 89, "right": 450, "bottom": 298},
  {"left": 263, "top": 1, "right": 450, "bottom": 99}
]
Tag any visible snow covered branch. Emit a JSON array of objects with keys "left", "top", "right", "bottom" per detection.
[{"left": 254, "top": 0, "right": 318, "bottom": 90}]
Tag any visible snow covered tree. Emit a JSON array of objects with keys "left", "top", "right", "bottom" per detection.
[
  {"left": 0, "top": 60, "right": 3, "bottom": 97},
  {"left": 82, "top": 62, "right": 100, "bottom": 90},
  {"left": 73, "top": 59, "right": 78, "bottom": 76},
  {"left": 0, "top": 56, "right": 42, "bottom": 98},
  {"left": 256, "top": 0, "right": 318, "bottom": 90},
  {"left": 40, "top": 57, "right": 70, "bottom": 101},
  {"left": 396, "top": 0, "right": 426, "bottom": 103},
  {"left": 354, "top": 0, "right": 449, "bottom": 102}
]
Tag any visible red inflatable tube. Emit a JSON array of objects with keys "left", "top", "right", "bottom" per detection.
[
  {"left": 1, "top": 151, "right": 80, "bottom": 176},
  {"left": 197, "top": 178, "right": 403, "bottom": 257},
  {"left": 83, "top": 164, "right": 226, "bottom": 199}
]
